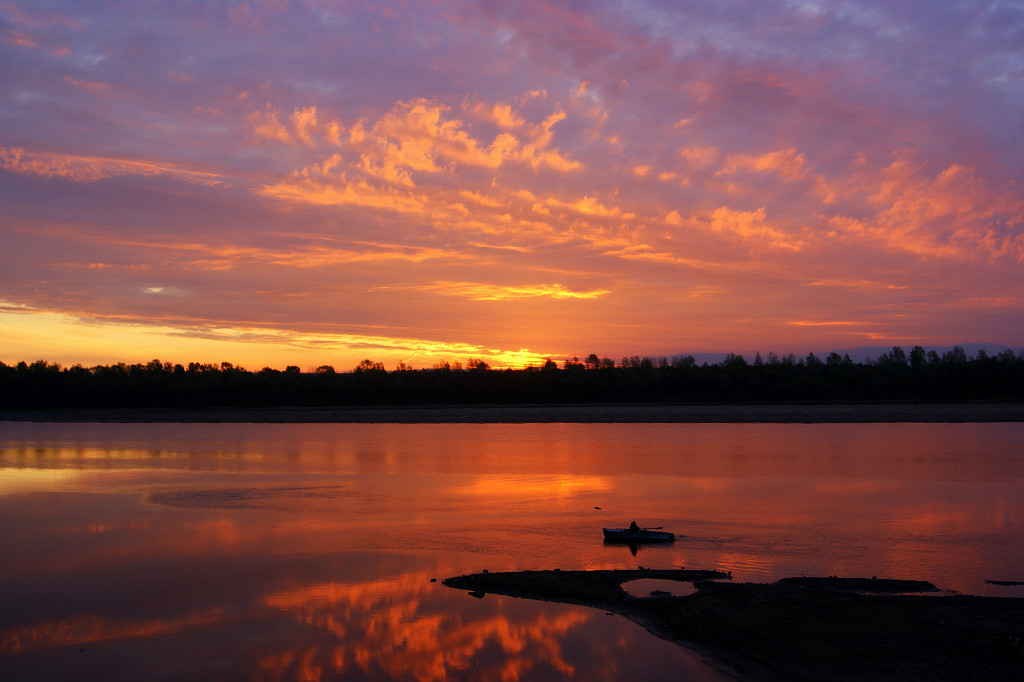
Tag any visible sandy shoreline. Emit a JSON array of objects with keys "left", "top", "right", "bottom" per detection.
[
  {"left": 2, "top": 402, "right": 1024, "bottom": 423},
  {"left": 444, "top": 569, "right": 1024, "bottom": 681}
]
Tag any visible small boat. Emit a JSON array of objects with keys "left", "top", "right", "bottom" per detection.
[{"left": 602, "top": 527, "right": 675, "bottom": 543}]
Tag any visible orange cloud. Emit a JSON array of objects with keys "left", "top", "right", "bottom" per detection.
[
  {"left": 519, "top": 109, "right": 581, "bottom": 171},
  {"left": 868, "top": 159, "right": 1024, "bottom": 262},
  {"left": 462, "top": 98, "right": 527, "bottom": 129},
  {"left": 809, "top": 279, "right": 906, "bottom": 292},
  {"left": 544, "top": 194, "right": 632, "bottom": 219},
  {"left": 679, "top": 145, "right": 719, "bottom": 168},
  {"left": 423, "top": 282, "right": 610, "bottom": 301},
  {"left": 598, "top": 243, "right": 701, "bottom": 267},
  {"left": 290, "top": 106, "right": 320, "bottom": 146},
  {"left": 788, "top": 320, "right": 862, "bottom": 327},
  {"left": 705, "top": 206, "right": 805, "bottom": 251},
  {"left": 249, "top": 99, "right": 590, "bottom": 250},
  {"left": 257, "top": 178, "right": 429, "bottom": 213},
  {"left": 800, "top": 154, "right": 1024, "bottom": 264},
  {"left": 719, "top": 147, "right": 808, "bottom": 180},
  {"left": 249, "top": 104, "right": 293, "bottom": 143},
  {"left": 249, "top": 104, "right": 341, "bottom": 148},
  {"left": 354, "top": 99, "right": 520, "bottom": 174},
  {"left": 35, "top": 228, "right": 464, "bottom": 270},
  {"left": 459, "top": 189, "right": 505, "bottom": 208}
]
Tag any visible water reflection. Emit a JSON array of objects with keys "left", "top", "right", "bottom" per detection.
[
  {"left": 0, "top": 485, "right": 717, "bottom": 680},
  {"left": 3, "top": 560, "right": 712, "bottom": 682},
  {"left": 1, "top": 609, "right": 226, "bottom": 656},
  {"left": 3, "top": 421, "right": 1022, "bottom": 480},
  {"left": 1, "top": 422, "right": 1023, "bottom": 680}
]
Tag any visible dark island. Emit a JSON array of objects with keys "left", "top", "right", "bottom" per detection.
[{"left": 444, "top": 569, "right": 1024, "bottom": 681}]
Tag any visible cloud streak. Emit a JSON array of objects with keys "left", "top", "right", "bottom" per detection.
[
  {"left": 0, "top": 147, "right": 222, "bottom": 185},
  {"left": 423, "top": 282, "right": 611, "bottom": 301}
]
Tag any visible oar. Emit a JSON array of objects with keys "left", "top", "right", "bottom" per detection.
[{"left": 642, "top": 526, "right": 663, "bottom": 530}]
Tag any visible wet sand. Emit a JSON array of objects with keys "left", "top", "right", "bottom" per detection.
[
  {"left": 2, "top": 402, "right": 1024, "bottom": 423},
  {"left": 443, "top": 570, "right": 1024, "bottom": 681}
]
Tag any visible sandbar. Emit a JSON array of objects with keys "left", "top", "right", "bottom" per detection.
[{"left": 443, "top": 569, "right": 1024, "bottom": 681}]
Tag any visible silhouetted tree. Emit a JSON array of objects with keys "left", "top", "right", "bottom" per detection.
[
  {"left": 672, "top": 355, "right": 696, "bottom": 369},
  {"left": 943, "top": 346, "right": 968, "bottom": 365},
  {"left": 2, "top": 347, "right": 1021, "bottom": 410}
]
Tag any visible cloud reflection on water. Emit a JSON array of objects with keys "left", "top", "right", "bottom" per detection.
[
  {"left": 0, "top": 480, "right": 714, "bottom": 681},
  {"left": 259, "top": 573, "right": 590, "bottom": 681}
]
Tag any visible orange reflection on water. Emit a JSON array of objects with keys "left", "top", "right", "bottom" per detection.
[
  {"left": 0, "top": 609, "right": 224, "bottom": 655},
  {"left": 455, "top": 474, "right": 613, "bottom": 498},
  {"left": 813, "top": 480, "right": 902, "bottom": 494},
  {"left": 0, "top": 467, "right": 83, "bottom": 494},
  {"left": 886, "top": 507, "right": 970, "bottom": 533}
]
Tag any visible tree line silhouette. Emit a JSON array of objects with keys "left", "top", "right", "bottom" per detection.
[{"left": 1, "top": 346, "right": 1021, "bottom": 410}]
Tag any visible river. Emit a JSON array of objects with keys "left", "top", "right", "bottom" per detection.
[{"left": 1, "top": 422, "right": 1022, "bottom": 680}]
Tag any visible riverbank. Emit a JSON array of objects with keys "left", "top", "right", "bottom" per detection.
[
  {"left": 3, "top": 402, "right": 1024, "bottom": 423},
  {"left": 443, "top": 569, "right": 1024, "bottom": 681}
]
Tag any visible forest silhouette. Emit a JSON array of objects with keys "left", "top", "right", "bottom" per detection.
[{"left": 1, "top": 346, "right": 1021, "bottom": 410}]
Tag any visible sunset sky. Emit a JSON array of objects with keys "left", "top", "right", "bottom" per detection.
[{"left": 2, "top": 1, "right": 1022, "bottom": 370}]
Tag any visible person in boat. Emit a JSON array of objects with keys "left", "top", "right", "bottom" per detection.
[{"left": 628, "top": 520, "right": 640, "bottom": 533}]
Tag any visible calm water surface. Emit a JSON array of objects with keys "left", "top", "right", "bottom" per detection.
[{"left": 1, "top": 422, "right": 1022, "bottom": 681}]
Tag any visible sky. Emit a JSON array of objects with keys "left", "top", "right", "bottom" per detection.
[{"left": 2, "top": 0, "right": 1023, "bottom": 370}]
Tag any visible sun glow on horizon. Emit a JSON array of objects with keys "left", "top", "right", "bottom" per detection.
[{"left": 0, "top": 309, "right": 557, "bottom": 371}]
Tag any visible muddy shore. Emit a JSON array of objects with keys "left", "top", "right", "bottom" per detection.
[
  {"left": 2, "top": 402, "right": 1023, "bottom": 423},
  {"left": 443, "top": 569, "right": 1024, "bottom": 681}
]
